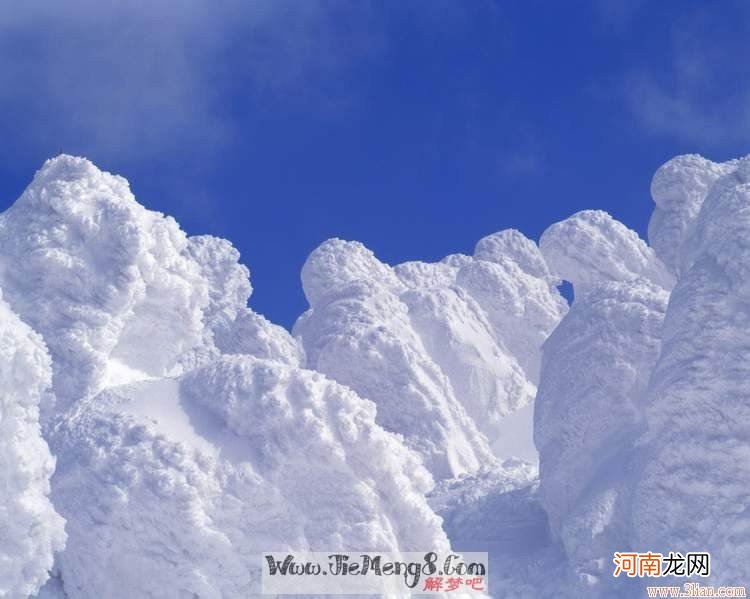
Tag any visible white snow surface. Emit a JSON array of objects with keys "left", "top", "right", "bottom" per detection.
[{"left": 0, "top": 153, "right": 747, "bottom": 597}]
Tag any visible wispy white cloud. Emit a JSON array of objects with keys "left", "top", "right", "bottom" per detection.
[
  {"left": 0, "top": 0, "right": 506, "bottom": 172},
  {"left": 0, "top": 0, "right": 385, "bottom": 164},
  {"left": 623, "top": 2, "right": 750, "bottom": 146}
]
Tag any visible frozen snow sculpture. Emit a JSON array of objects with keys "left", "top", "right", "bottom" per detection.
[
  {"left": 631, "top": 156, "right": 750, "bottom": 585},
  {"left": 537, "top": 210, "right": 671, "bottom": 595}
]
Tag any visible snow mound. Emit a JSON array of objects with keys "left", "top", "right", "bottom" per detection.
[
  {"left": 474, "top": 229, "right": 553, "bottom": 280},
  {"left": 301, "top": 238, "right": 405, "bottom": 305},
  {"left": 0, "top": 294, "right": 65, "bottom": 598},
  {"left": 51, "top": 355, "right": 449, "bottom": 598},
  {"left": 631, "top": 155, "right": 750, "bottom": 585}
]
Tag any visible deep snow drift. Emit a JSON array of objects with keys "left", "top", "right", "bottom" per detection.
[{"left": 0, "top": 154, "right": 746, "bottom": 597}]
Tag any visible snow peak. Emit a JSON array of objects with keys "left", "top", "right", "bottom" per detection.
[{"left": 262, "top": 551, "right": 488, "bottom": 594}]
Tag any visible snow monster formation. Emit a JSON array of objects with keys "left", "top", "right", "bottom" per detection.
[
  {"left": 0, "top": 157, "right": 448, "bottom": 598},
  {"left": 534, "top": 156, "right": 750, "bottom": 596},
  {"left": 535, "top": 210, "right": 674, "bottom": 595},
  {"left": 294, "top": 230, "right": 568, "bottom": 474},
  {"left": 630, "top": 156, "right": 750, "bottom": 586},
  {"left": 0, "top": 153, "right": 747, "bottom": 597}
]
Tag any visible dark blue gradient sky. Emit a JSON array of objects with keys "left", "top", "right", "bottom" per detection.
[{"left": 1, "top": 1, "right": 749, "bottom": 327}]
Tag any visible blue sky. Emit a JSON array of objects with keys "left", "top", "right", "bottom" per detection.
[{"left": 1, "top": 1, "right": 749, "bottom": 327}]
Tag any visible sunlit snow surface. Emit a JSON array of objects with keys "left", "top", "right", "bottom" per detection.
[{"left": 0, "top": 153, "right": 744, "bottom": 597}]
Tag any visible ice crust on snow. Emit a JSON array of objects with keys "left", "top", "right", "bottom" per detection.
[
  {"left": 0, "top": 294, "right": 65, "bottom": 598},
  {"left": 1, "top": 153, "right": 748, "bottom": 597}
]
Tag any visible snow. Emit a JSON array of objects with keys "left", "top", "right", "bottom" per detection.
[
  {"left": 0, "top": 153, "right": 746, "bottom": 597},
  {"left": 429, "top": 460, "right": 567, "bottom": 598},
  {"left": 648, "top": 154, "right": 736, "bottom": 275},
  {"left": 0, "top": 294, "right": 65, "bottom": 598},
  {"left": 531, "top": 156, "right": 750, "bottom": 596},
  {"left": 295, "top": 253, "right": 496, "bottom": 479},
  {"left": 630, "top": 155, "right": 750, "bottom": 586},
  {"left": 49, "top": 356, "right": 449, "bottom": 598},
  {"left": 540, "top": 209, "right": 675, "bottom": 294},
  {"left": 0, "top": 156, "right": 208, "bottom": 419},
  {"left": 295, "top": 232, "right": 567, "bottom": 474},
  {"left": 536, "top": 277, "right": 669, "bottom": 594},
  {"left": 0, "top": 156, "right": 302, "bottom": 425}
]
